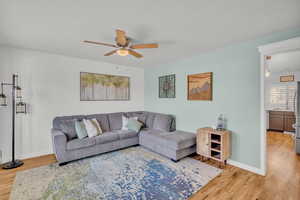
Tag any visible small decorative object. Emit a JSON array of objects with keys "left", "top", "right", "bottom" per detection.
[
  {"left": 16, "top": 86, "right": 22, "bottom": 98},
  {"left": 80, "top": 72, "right": 130, "bottom": 101},
  {"left": 187, "top": 72, "right": 212, "bottom": 100},
  {"left": 159, "top": 74, "right": 175, "bottom": 98},
  {"left": 1, "top": 74, "right": 27, "bottom": 169},
  {"left": 280, "top": 75, "right": 294, "bottom": 82},
  {"left": 216, "top": 114, "right": 226, "bottom": 130}
]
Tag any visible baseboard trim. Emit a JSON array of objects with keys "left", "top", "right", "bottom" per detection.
[
  {"left": 227, "top": 159, "right": 265, "bottom": 176},
  {"left": 20, "top": 151, "right": 53, "bottom": 160},
  {"left": 1, "top": 151, "right": 52, "bottom": 164}
]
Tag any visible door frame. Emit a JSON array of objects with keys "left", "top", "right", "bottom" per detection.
[{"left": 258, "top": 37, "right": 300, "bottom": 176}]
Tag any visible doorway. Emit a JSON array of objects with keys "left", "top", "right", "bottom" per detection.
[{"left": 259, "top": 37, "right": 300, "bottom": 175}]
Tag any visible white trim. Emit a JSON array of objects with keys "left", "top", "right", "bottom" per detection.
[
  {"left": 20, "top": 150, "right": 53, "bottom": 160},
  {"left": 258, "top": 36, "right": 300, "bottom": 177},
  {"left": 1, "top": 151, "right": 52, "bottom": 164},
  {"left": 228, "top": 159, "right": 265, "bottom": 175},
  {"left": 259, "top": 53, "right": 267, "bottom": 176},
  {"left": 258, "top": 37, "right": 300, "bottom": 55}
]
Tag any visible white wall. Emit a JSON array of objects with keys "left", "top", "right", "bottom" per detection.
[{"left": 0, "top": 46, "right": 144, "bottom": 163}]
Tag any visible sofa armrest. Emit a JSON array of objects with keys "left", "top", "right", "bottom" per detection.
[{"left": 51, "top": 129, "right": 67, "bottom": 162}]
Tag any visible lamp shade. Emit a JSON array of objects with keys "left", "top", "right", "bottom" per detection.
[
  {"left": 16, "top": 101, "right": 27, "bottom": 114},
  {"left": 16, "top": 86, "right": 22, "bottom": 98},
  {"left": 0, "top": 93, "right": 7, "bottom": 106}
]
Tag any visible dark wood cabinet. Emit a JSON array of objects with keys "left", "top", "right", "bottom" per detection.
[
  {"left": 284, "top": 112, "right": 296, "bottom": 132},
  {"left": 269, "top": 111, "right": 295, "bottom": 132}
]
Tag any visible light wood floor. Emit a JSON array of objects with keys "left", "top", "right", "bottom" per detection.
[{"left": 0, "top": 131, "right": 299, "bottom": 200}]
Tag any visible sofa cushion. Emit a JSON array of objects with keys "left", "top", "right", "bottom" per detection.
[
  {"left": 53, "top": 115, "right": 85, "bottom": 130},
  {"left": 86, "top": 114, "right": 110, "bottom": 132},
  {"left": 144, "top": 112, "right": 156, "bottom": 128},
  {"left": 108, "top": 112, "right": 123, "bottom": 130},
  {"left": 95, "top": 132, "right": 120, "bottom": 144},
  {"left": 152, "top": 113, "right": 173, "bottom": 131},
  {"left": 59, "top": 120, "right": 77, "bottom": 140},
  {"left": 113, "top": 130, "right": 139, "bottom": 140},
  {"left": 140, "top": 129, "right": 196, "bottom": 150},
  {"left": 66, "top": 137, "right": 96, "bottom": 150},
  {"left": 139, "top": 128, "right": 166, "bottom": 137}
]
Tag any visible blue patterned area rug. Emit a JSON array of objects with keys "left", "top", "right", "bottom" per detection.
[{"left": 10, "top": 147, "right": 221, "bottom": 200}]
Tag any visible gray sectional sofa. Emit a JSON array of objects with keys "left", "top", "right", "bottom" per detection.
[{"left": 52, "top": 111, "right": 196, "bottom": 165}]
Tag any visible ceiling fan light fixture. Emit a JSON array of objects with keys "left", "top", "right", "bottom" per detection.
[
  {"left": 117, "top": 49, "right": 129, "bottom": 56},
  {"left": 83, "top": 29, "right": 158, "bottom": 58}
]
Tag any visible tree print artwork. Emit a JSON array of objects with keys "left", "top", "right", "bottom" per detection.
[
  {"left": 159, "top": 74, "right": 175, "bottom": 98},
  {"left": 80, "top": 72, "right": 130, "bottom": 101}
]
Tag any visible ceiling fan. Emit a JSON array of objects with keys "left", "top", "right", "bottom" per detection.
[{"left": 83, "top": 29, "right": 158, "bottom": 58}]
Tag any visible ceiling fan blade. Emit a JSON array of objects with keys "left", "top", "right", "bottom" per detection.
[
  {"left": 104, "top": 50, "right": 118, "bottom": 56},
  {"left": 130, "top": 43, "right": 158, "bottom": 49},
  {"left": 116, "top": 29, "right": 127, "bottom": 46},
  {"left": 83, "top": 40, "right": 118, "bottom": 48},
  {"left": 128, "top": 50, "right": 143, "bottom": 58}
]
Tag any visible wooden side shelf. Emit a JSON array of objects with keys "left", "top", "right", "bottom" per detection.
[{"left": 196, "top": 127, "right": 231, "bottom": 167}]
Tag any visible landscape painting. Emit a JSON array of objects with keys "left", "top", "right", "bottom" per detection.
[
  {"left": 80, "top": 72, "right": 130, "bottom": 101},
  {"left": 187, "top": 72, "right": 212, "bottom": 100},
  {"left": 159, "top": 74, "right": 175, "bottom": 98}
]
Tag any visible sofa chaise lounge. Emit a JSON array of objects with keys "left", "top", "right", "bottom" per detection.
[{"left": 52, "top": 111, "right": 196, "bottom": 165}]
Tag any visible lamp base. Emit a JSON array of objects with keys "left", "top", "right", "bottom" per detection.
[{"left": 2, "top": 160, "right": 24, "bottom": 169}]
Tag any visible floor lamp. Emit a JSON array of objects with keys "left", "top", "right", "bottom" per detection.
[{"left": 1, "top": 74, "right": 27, "bottom": 169}]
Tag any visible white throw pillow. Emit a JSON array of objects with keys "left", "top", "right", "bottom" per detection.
[
  {"left": 83, "top": 119, "right": 102, "bottom": 138},
  {"left": 122, "top": 115, "right": 138, "bottom": 130}
]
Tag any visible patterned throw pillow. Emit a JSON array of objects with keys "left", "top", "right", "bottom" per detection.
[
  {"left": 83, "top": 118, "right": 103, "bottom": 138},
  {"left": 127, "top": 118, "right": 143, "bottom": 132},
  {"left": 122, "top": 115, "right": 138, "bottom": 130}
]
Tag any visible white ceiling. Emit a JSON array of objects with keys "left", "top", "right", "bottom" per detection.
[
  {"left": 0, "top": 0, "right": 300, "bottom": 68},
  {"left": 269, "top": 50, "right": 300, "bottom": 73}
]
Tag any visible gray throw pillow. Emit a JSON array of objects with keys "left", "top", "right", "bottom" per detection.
[{"left": 60, "top": 120, "right": 77, "bottom": 140}]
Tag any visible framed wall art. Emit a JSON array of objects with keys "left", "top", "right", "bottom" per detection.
[
  {"left": 187, "top": 72, "right": 212, "bottom": 100},
  {"left": 80, "top": 72, "right": 130, "bottom": 101},
  {"left": 159, "top": 74, "right": 175, "bottom": 98},
  {"left": 280, "top": 75, "right": 294, "bottom": 82}
]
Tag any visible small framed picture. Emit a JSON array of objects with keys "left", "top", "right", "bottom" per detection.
[
  {"left": 159, "top": 74, "right": 176, "bottom": 98},
  {"left": 280, "top": 75, "right": 294, "bottom": 82}
]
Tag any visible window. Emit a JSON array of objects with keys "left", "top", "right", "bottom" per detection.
[{"left": 269, "top": 84, "right": 296, "bottom": 111}]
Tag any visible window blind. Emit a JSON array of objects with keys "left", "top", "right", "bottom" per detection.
[{"left": 269, "top": 85, "right": 296, "bottom": 111}]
